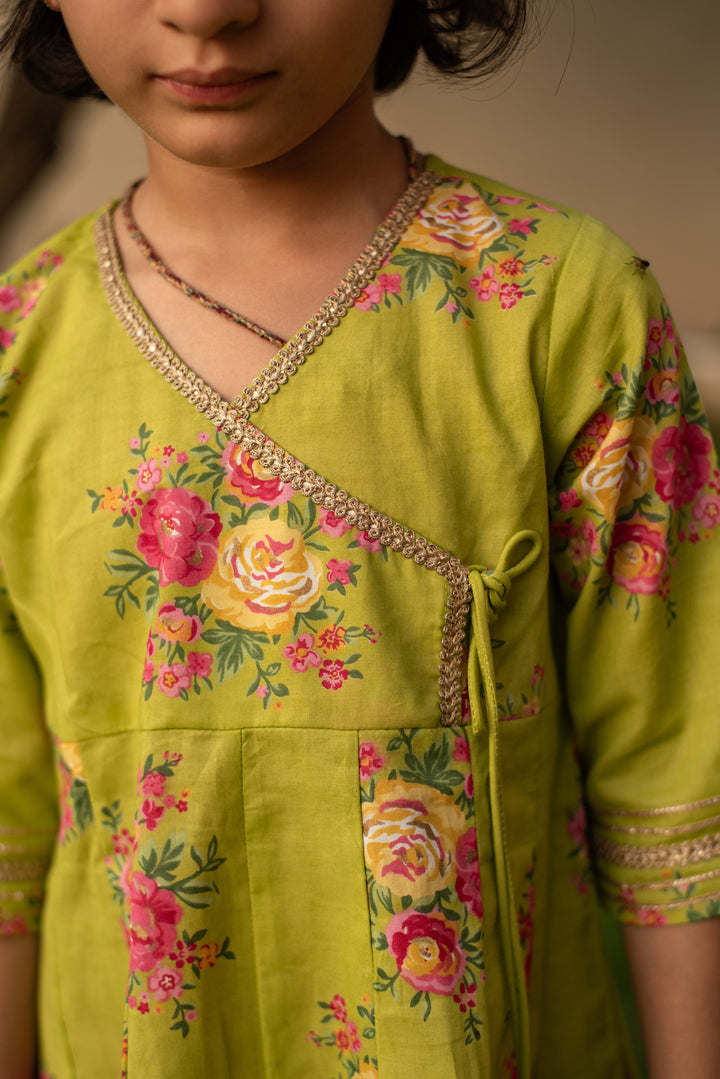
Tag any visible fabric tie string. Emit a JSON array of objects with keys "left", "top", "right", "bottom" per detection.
[{"left": 466, "top": 529, "right": 541, "bottom": 1079}]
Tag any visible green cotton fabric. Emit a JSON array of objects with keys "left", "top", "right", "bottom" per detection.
[{"left": 1, "top": 155, "right": 720, "bottom": 1079}]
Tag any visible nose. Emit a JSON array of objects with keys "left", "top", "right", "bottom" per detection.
[{"left": 156, "top": 0, "right": 260, "bottom": 38}]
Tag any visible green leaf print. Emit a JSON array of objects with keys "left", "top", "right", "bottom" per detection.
[{"left": 202, "top": 621, "right": 270, "bottom": 680}]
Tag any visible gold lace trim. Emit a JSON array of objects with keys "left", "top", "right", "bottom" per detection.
[
  {"left": 95, "top": 167, "right": 439, "bottom": 422},
  {"left": 600, "top": 812, "right": 720, "bottom": 837},
  {"left": 0, "top": 825, "right": 55, "bottom": 835},
  {"left": 593, "top": 792, "right": 720, "bottom": 818},
  {"left": 0, "top": 842, "right": 42, "bottom": 856},
  {"left": 0, "top": 860, "right": 50, "bottom": 883},
  {"left": 620, "top": 888, "right": 720, "bottom": 913},
  {"left": 594, "top": 831, "right": 720, "bottom": 870},
  {"left": 94, "top": 172, "right": 476, "bottom": 726},
  {"left": 622, "top": 868, "right": 720, "bottom": 891}
]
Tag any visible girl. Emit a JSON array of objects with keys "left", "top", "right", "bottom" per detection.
[{"left": 1, "top": 2, "right": 719, "bottom": 1077}]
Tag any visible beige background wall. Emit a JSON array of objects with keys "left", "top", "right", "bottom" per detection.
[{"left": 0, "top": 0, "right": 718, "bottom": 412}]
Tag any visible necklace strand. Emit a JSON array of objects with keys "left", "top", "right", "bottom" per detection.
[
  {"left": 120, "top": 186, "right": 288, "bottom": 348},
  {"left": 119, "top": 138, "right": 422, "bottom": 350}
]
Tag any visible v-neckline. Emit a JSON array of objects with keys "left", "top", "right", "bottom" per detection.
[{"left": 94, "top": 164, "right": 439, "bottom": 427}]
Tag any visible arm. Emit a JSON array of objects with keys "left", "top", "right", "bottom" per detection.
[
  {"left": 622, "top": 919, "right": 720, "bottom": 1079},
  {"left": 0, "top": 934, "right": 39, "bottom": 1079}
]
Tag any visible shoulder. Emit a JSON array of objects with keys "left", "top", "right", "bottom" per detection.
[
  {"left": 1, "top": 208, "right": 106, "bottom": 342},
  {"left": 0, "top": 207, "right": 109, "bottom": 376},
  {"left": 423, "top": 154, "right": 646, "bottom": 288}
]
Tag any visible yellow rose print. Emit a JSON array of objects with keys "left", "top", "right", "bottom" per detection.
[
  {"left": 362, "top": 779, "right": 466, "bottom": 899},
  {"left": 202, "top": 518, "right": 323, "bottom": 635},
  {"left": 402, "top": 189, "right": 504, "bottom": 269}
]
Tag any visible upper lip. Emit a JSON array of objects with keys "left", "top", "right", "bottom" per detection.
[{"left": 158, "top": 68, "right": 267, "bottom": 86}]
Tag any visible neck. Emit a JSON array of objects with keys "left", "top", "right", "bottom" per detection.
[{"left": 133, "top": 82, "right": 407, "bottom": 262}]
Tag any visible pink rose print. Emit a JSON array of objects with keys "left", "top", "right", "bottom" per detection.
[
  {"left": 359, "top": 742, "right": 384, "bottom": 780},
  {"left": 495, "top": 195, "right": 524, "bottom": 205},
  {"left": 142, "top": 799, "right": 165, "bottom": 831},
  {"left": 558, "top": 489, "right": 582, "bottom": 510},
  {"left": 221, "top": 444, "right": 294, "bottom": 506},
  {"left": 567, "top": 804, "right": 589, "bottom": 859},
  {"left": 455, "top": 830, "right": 483, "bottom": 920},
  {"left": 329, "top": 994, "right": 347, "bottom": 1022},
  {"left": 187, "top": 652, "right": 212, "bottom": 678},
  {"left": 376, "top": 272, "right": 402, "bottom": 295},
  {"left": 157, "top": 662, "right": 193, "bottom": 697},
  {"left": 499, "top": 282, "right": 523, "bottom": 310},
  {"left": 319, "top": 508, "right": 352, "bottom": 537},
  {"left": 154, "top": 603, "right": 203, "bottom": 644},
  {"left": 0, "top": 327, "right": 17, "bottom": 351},
  {"left": 142, "top": 773, "right": 166, "bottom": 798},
  {"left": 645, "top": 368, "right": 680, "bottom": 406},
  {"left": 354, "top": 282, "right": 384, "bottom": 310},
  {"left": 284, "top": 633, "right": 321, "bottom": 672},
  {"left": 129, "top": 437, "right": 141, "bottom": 449},
  {"left": 126, "top": 873, "right": 183, "bottom": 972},
  {"left": 386, "top": 910, "right": 466, "bottom": 995},
  {"left": 136, "top": 458, "right": 162, "bottom": 493},
  {"left": 319, "top": 659, "right": 349, "bottom": 690},
  {"left": 326, "top": 558, "right": 353, "bottom": 585},
  {"left": 645, "top": 318, "right": 665, "bottom": 357},
  {"left": 148, "top": 965, "right": 184, "bottom": 1001},
  {"left": 142, "top": 662, "right": 155, "bottom": 684},
  {"left": 507, "top": 217, "right": 535, "bottom": 236},
  {"left": 693, "top": 494, "right": 720, "bottom": 529},
  {"left": 452, "top": 736, "right": 471, "bottom": 763},
  {"left": 0, "top": 285, "right": 21, "bottom": 312},
  {"left": 137, "top": 488, "right": 222, "bottom": 587},
  {"left": 607, "top": 519, "right": 668, "bottom": 595},
  {"left": 469, "top": 265, "right": 499, "bottom": 302},
  {"left": 357, "top": 531, "right": 381, "bottom": 553},
  {"left": 652, "top": 419, "right": 712, "bottom": 509}
]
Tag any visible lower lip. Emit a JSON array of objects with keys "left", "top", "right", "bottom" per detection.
[{"left": 156, "top": 73, "right": 273, "bottom": 104}]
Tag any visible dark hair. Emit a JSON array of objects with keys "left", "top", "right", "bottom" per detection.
[{"left": 0, "top": 0, "right": 529, "bottom": 100}]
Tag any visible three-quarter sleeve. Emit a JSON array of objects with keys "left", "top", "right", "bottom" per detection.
[
  {"left": 544, "top": 216, "right": 720, "bottom": 926},
  {"left": 0, "top": 556, "right": 57, "bottom": 935}
]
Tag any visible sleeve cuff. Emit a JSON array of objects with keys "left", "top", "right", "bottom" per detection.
[
  {"left": 0, "top": 829, "right": 54, "bottom": 935},
  {"left": 590, "top": 795, "right": 720, "bottom": 925}
]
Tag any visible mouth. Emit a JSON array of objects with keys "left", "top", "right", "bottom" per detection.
[{"left": 155, "top": 68, "right": 276, "bottom": 104}]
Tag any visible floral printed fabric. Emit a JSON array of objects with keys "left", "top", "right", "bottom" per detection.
[
  {"left": 102, "top": 751, "right": 234, "bottom": 1039},
  {"left": 360, "top": 728, "right": 486, "bottom": 1046},
  {"left": 87, "top": 425, "right": 382, "bottom": 709},
  {"left": 1, "top": 159, "right": 719, "bottom": 1078},
  {"left": 550, "top": 304, "right": 718, "bottom": 620}
]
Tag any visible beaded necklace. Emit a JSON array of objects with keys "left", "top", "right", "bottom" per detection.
[{"left": 119, "top": 138, "right": 422, "bottom": 350}]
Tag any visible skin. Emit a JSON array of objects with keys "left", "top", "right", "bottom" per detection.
[
  {"left": 3, "top": 3, "right": 720, "bottom": 1077},
  {"left": 46, "top": 0, "right": 408, "bottom": 397}
]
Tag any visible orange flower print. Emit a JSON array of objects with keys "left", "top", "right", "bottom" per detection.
[{"left": 100, "top": 485, "right": 123, "bottom": 511}]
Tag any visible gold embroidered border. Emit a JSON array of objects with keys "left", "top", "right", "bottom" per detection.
[
  {"left": 95, "top": 167, "right": 439, "bottom": 422},
  {"left": 623, "top": 868, "right": 720, "bottom": 892},
  {"left": 94, "top": 173, "right": 477, "bottom": 727},
  {"left": 0, "top": 825, "right": 55, "bottom": 835},
  {"left": 614, "top": 888, "right": 720, "bottom": 914},
  {"left": 598, "top": 812, "right": 720, "bottom": 837},
  {"left": 0, "top": 842, "right": 43, "bottom": 856},
  {"left": 0, "top": 888, "right": 36, "bottom": 902},
  {"left": 0, "top": 860, "right": 50, "bottom": 883},
  {"left": 594, "top": 832, "right": 720, "bottom": 870},
  {"left": 593, "top": 792, "right": 720, "bottom": 818}
]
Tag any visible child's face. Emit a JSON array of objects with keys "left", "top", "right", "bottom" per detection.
[{"left": 53, "top": 0, "right": 396, "bottom": 170}]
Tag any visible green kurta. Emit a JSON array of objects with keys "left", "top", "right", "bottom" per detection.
[{"left": 1, "top": 157, "right": 719, "bottom": 1079}]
